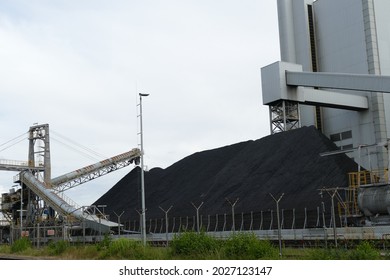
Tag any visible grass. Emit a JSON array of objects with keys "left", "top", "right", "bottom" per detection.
[
  {"left": 10, "top": 237, "right": 32, "bottom": 253},
  {"left": 0, "top": 233, "right": 388, "bottom": 260}
]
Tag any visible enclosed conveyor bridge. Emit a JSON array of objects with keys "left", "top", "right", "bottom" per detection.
[{"left": 51, "top": 148, "right": 141, "bottom": 192}]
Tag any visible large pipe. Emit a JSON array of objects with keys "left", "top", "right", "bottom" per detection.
[{"left": 277, "top": 0, "right": 296, "bottom": 62}]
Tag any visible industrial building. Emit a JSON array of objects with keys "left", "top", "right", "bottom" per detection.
[
  {"left": 261, "top": 0, "right": 390, "bottom": 224},
  {"left": 264, "top": 0, "right": 390, "bottom": 170}
]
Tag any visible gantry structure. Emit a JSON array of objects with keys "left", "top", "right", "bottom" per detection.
[{"left": 0, "top": 124, "right": 141, "bottom": 235}]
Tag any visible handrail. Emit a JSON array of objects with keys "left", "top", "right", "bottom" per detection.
[
  {"left": 348, "top": 169, "right": 389, "bottom": 187},
  {"left": 0, "top": 159, "right": 44, "bottom": 171}
]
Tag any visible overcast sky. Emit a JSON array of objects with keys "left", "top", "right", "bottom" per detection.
[{"left": 0, "top": 0, "right": 280, "bottom": 208}]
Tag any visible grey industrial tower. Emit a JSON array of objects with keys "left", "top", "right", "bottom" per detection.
[{"left": 262, "top": 0, "right": 390, "bottom": 173}]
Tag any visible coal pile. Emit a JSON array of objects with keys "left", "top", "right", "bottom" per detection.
[{"left": 94, "top": 126, "right": 358, "bottom": 230}]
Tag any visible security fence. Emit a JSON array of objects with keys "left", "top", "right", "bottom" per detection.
[
  {"left": 3, "top": 205, "right": 390, "bottom": 248},
  {"left": 123, "top": 207, "right": 337, "bottom": 234}
]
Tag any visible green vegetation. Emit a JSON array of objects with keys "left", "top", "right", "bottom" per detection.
[
  {"left": 93, "top": 234, "right": 166, "bottom": 259},
  {"left": 170, "top": 231, "right": 219, "bottom": 257},
  {"left": 47, "top": 240, "right": 70, "bottom": 256},
  {"left": 0, "top": 233, "right": 387, "bottom": 260},
  {"left": 223, "top": 233, "right": 279, "bottom": 259},
  {"left": 306, "top": 241, "right": 381, "bottom": 260},
  {"left": 169, "top": 231, "right": 279, "bottom": 259},
  {"left": 10, "top": 237, "right": 31, "bottom": 253}
]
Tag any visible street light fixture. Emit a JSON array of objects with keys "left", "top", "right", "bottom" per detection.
[{"left": 138, "top": 92, "right": 149, "bottom": 245}]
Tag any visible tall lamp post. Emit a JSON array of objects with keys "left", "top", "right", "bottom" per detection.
[
  {"left": 139, "top": 92, "right": 149, "bottom": 246},
  {"left": 19, "top": 176, "right": 24, "bottom": 238}
]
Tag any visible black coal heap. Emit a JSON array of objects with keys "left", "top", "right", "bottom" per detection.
[{"left": 94, "top": 126, "right": 358, "bottom": 226}]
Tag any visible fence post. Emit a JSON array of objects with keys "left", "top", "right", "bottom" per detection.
[
  {"left": 172, "top": 217, "right": 176, "bottom": 233},
  {"left": 260, "top": 211, "right": 263, "bottom": 230},
  {"left": 113, "top": 211, "right": 125, "bottom": 237},
  {"left": 269, "top": 192, "right": 285, "bottom": 258},
  {"left": 250, "top": 211, "right": 253, "bottom": 231},
  {"left": 316, "top": 206, "right": 320, "bottom": 227},
  {"left": 159, "top": 218, "right": 164, "bottom": 234},
  {"left": 214, "top": 214, "right": 219, "bottom": 232},
  {"left": 292, "top": 208, "right": 295, "bottom": 230},
  {"left": 154, "top": 218, "right": 158, "bottom": 233},
  {"left": 159, "top": 205, "right": 173, "bottom": 246},
  {"left": 191, "top": 202, "right": 204, "bottom": 233},
  {"left": 225, "top": 198, "right": 239, "bottom": 233}
]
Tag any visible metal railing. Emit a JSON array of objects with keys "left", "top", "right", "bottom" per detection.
[
  {"left": 0, "top": 159, "right": 44, "bottom": 169},
  {"left": 53, "top": 190, "right": 81, "bottom": 212},
  {"left": 349, "top": 169, "right": 389, "bottom": 187}
]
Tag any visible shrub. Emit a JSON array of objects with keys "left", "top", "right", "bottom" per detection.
[
  {"left": 96, "top": 233, "right": 112, "bottom": 251},
  {"left": 47, "top": 240, "right": 69, "bottom": 256},
  {"left": 171, "top": 231, "right": 219, "bottom": 256},
  {"left": 223, "top": 233, "right": 278, "bottom": 259},
  {"left": 11, "top": 237, "right": 31, "bottom": 253},
  {"left": 348, "top": 241, "right": 380, "bottom": 260}
]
